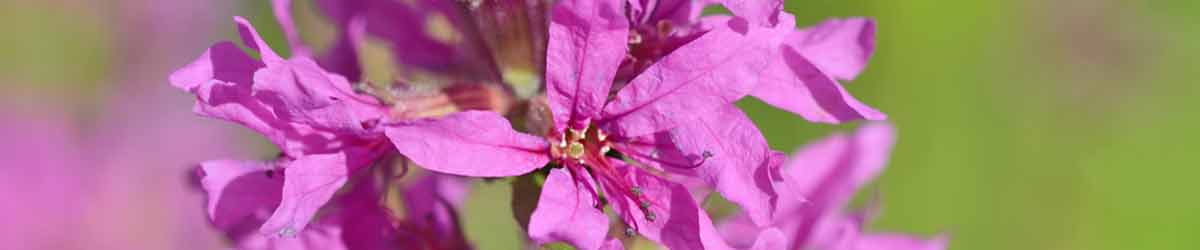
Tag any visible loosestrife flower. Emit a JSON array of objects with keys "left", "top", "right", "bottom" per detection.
[
  {"left": 172, "top": 0, "right": 926, "bottom": 249},
  {"left": 384, "top": 0, "right": 811, "bottom": 249},
  {"left": 718, "top": 123, "right": 948, "bottom": 250},
  {"left": 172, "top": 17, "right": 510, "bottom": 240}
]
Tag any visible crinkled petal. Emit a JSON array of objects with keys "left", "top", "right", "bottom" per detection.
[
  {"left": 171, "top": 17, "right": 384, "bottom": 158},
  {"left": 608, "top": 161, "right": 731, "bottom": 250},
  {"left": 528, "top": 169, "right": 611, "bottom": 250},
  {"left": 197, "top": 160, "right": 284, "bottom": 232},
  {"left": 250, "top": 57, "right": 378, "bottom": 134},
  {"left": 384, "top": 111, "right": 550, "bottom": 177},
  {"left": 749, "top": 45, "right": 885, "bottom": 124},
  {"left": 260, "top": 153, "right": 351, "bottom": 237},
  {"left": 791, "top": 18, "right": 876, "bottom": 81},
  {"left": 238, "top": 177, "right": 397, "bottom": 250},
  {"left": 620, "top": 105, "right": 779, "bottom": 225},
  {"left": 600, "top": 17, "right": 785, "bottom": 138},
  {"left": 546, "top": 0, "right": 628, "bottom": 130}
]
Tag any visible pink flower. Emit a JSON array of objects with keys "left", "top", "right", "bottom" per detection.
[
  {"left": 718, "top": 123, "right": 948, "bottom": 250},
  {"left": 385, "top": 0, "right": 792, "bottom": 248},
  {"left": 172, "top": 17, "right": 514, "bottom": 239}
]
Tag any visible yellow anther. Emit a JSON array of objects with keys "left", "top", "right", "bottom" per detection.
[{"left": 567, "top": 142, "right": 585, "bottom": 159}]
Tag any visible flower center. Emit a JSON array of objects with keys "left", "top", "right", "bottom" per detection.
[{"left": 548, "top": 123, "right": 658, "bottom": 230}]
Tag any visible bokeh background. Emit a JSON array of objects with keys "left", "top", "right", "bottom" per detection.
[{"left": 2, "top": 0, "right": 1198, "bottom": 249}]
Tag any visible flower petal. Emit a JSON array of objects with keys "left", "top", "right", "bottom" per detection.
[
  {"left": 781, "top": 122, "right": 895, "bottom": 213},
  {"left": 748, "top": 228, "right": 788, "bottom": 250},
  {"left": 398, "top": 173, "right": 473, "bottom": 249},
  {"left": 197, "top": 160, "right": 283, "bottom": 232},
  {"left": 600, "top": 17, "right": 784, "bottom": 138},
  {"left": 528, "top": 169, "right": 611, "bottom": 250},
  {"left": 250, "top": 57, "right": 379, "bottom": 134},
  {"left": 618, "top": 105, "right": 780, "bottom": 226},
  {"left": 234, "top": 16, "right": 283, "bottom": 65},
  {"left": 749, "top": 45, "right": 885, "bottom": 124},
  {"left": 260, "top": 153, "right": 351, "bottom": 237},
  {"left": 718, "top": 0, "right": 783, "bottom": 26},
  {"left": 791, "top": 18, "right": 876, "bottom": 81},
  {"left": 608, "top": 161, "right": 731, "bottom": 250},
  {"left": 384, "top": 111, "right": 549, "bottom": 177},
  {"left": 546, "top": 0, "right": 628, "bottom": 130}
]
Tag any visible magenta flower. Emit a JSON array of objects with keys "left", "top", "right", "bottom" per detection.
[
  {"left": 718, "top": 123, "right": 948, "bottom": 250},
  {"left": 172, "top": 16, "right": 515, "bottom": 239},
  {"left": 384, "top": 0, "right": 794, "bottom": 248}
]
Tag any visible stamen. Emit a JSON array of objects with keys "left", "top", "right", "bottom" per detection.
[
  {"left": 567, "top": 142, "right": 585, "bottom": 159},
  {"left": 624, "top": 227, "right": 636, "bottom": 237},
  {"left": 644, "top": 211, "right": 656, "bottom": 222},
  {"left": 631, "top": 186, "right": 642, "bottom": 196}
]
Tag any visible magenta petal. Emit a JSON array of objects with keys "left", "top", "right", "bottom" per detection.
[
  {"left": 619, "top": 105, "right": 779, "bottom": 226},
  {"left": 719, "top": 0, "right": 783, "bottom": 25},
  {"left": 546, "top": 0, "right": 628, "bottom": 130},
  {"left": 197, "top": 160, "right": 284, "bottom": 231},
  {"left": 782, "top": 123, "right": 895, "bottom": 213},
  {"left": 250, "top": 57, "right": 374, "bottom": 134},
  {"left": 384, "top": 111, "right": 550, "bottom": 177},
  {"left": 260, "top": 153, "right": 350, "bottom": 237},
  {"left": 749, "top": 228, "right": 788, "bottom": 250},
  {"left": 528, "top": 169, "right": 610, "bottom": 250},
  {"left": 749, "top": 46, "right": 885, "bottom": 124},
  {"left": 608, "top": 161, "right": 731, "bottom": 250},
  {"left": 234, "top": 16, "right": 284, "bottom": 65},
  {"left": 791, "top": 18, "right": 876, "bottom": 81},
  {"left": 398, "top": 173, "right": 473, "bottom": 249},
  {"left": 600, "top": 18, "right": 782, "bottom": 138}
]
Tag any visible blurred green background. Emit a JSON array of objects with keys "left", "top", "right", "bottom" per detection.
[{"left": 3, "top": 0, "right": 1198, "bottom": 249}]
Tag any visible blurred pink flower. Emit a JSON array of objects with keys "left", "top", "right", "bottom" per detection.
[{"left": 718, "top": 123, "right": 948, "bottom": 250}]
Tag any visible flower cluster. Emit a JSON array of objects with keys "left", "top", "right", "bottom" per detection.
[{"left": 171, "top": 0, "right": 944, "bottom": 249}]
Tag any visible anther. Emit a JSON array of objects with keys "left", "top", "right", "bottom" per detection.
[
  {"left": 702, "top": 151, "right": 714, "bottom": 158},
  {"left": 631, "top": 186, "right": 642, "bottom": 196},
  {"left": 567, "top": 142, "right": 585, "bottom": 159},
  {"left": 639, "top": 201, "right": 651, "bottom": 209},
  {"left": 624, "top": 227, "right": 636, "bottom": 237},
  {"left": 645, "top": 212, "right": 657, "bottom": 222}
]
